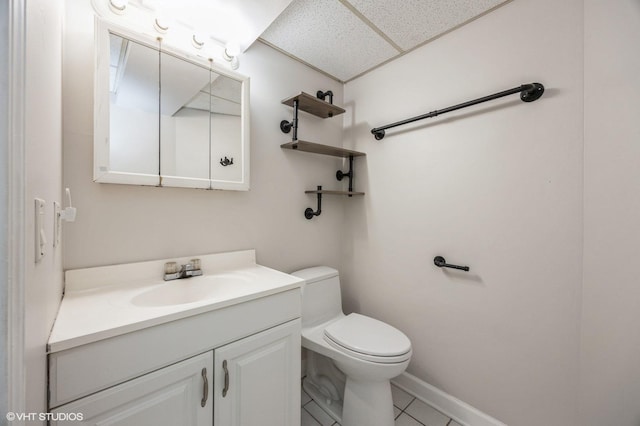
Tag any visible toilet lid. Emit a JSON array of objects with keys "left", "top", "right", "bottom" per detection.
[{"left": 323, "top": 313, "right": 411, "bottom": 358}]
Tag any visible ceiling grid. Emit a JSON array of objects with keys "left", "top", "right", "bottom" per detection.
[{"left": 259, "top": 0, "right": 510, "bottom": 82}]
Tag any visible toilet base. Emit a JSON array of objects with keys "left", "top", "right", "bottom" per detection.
[
  {"left": 342, "top": 377, "right": 395, "bottom": 426},
  {"left": 302, "top": 377, "right": 343, "bottom": 423}
]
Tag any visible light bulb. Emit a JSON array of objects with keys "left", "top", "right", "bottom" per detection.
[
  {"left": 109, "top": 0, "right": 128, "bottom": 14},
  {"left": 153, "top": 16, "right": 170, "bottom": 33},
  {"left": 192, "top": 31, "right": 207, "bottom": 49},
  {"left": 228, "top": 56, "right": 239, "bottom": 70},
  {"left": 191, "top": 34, "right": 204, "bottom": 49},
  {"left": 225, "top": 42, "right": 241, "bottom": 58},
  {"left": 223, "top": 41, "right": 240, "bottom": 69}
]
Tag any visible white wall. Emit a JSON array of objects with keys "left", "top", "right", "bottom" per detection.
[
  {"left": 581, "top": 1, "right": 640, "bottom": 425},
  {"left": 63, "top": 0, "right": 346, "bottom": 275},
  {"left": 342, "top": 0, "right": 583, "bottom": 424},
  {"left": 24, "top": 0, "right": 65, "bottom": 418}
]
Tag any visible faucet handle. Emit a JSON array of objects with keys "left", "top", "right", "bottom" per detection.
[
  {"left": 163, "top": 261, "right": 181, "bottom": 281},
  {"left": 184, "top": 258, "right": 203, "bottom": 277},
  {"left": 164, "top": 261, "right": 178, "bottom": 274}
]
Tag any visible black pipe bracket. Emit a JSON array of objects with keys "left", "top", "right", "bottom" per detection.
[
  {"left": 336, "top": 155, "right": 355, "bottom": 197},
  {"left": 316, "top": 90, "right": 334, "bottom": 105},
  {"left": 305, "top": 186, "right": 322, "bottom": 220}
]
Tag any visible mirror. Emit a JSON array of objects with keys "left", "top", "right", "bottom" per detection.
[
  {"left": 94, "top": 21, "right": 250, "bottom": 190},
  {"left": 108, "top": 35, "right": 160, "bottom": 183},
  {"left": 159, "top": 51, "right": 211, "bottom": 188}
]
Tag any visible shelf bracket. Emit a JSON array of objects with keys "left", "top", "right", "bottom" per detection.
[
  {"left": 316, "top": 90, "right": 334, "bottom": 105},
  {"left": 305, "top": 186, "right": 322, "bottom": 220},
  {"left": 280, "top": 99, "right": 299, "bottom": 141},
  {"left": 336, "top": 155, "right": 355, "bottom": 197}
]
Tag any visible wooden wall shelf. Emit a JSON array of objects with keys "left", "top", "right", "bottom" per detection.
[
  {"left": 304, "top": 189, "right": 365, "bottom": 196},
  {"left": 280, "top": 141, "right": 365, "bottom": 158},
  {"left": 279, "top": 90, "right": 364, "bottom": 219},
  {"left": 281, "top": 92, "right": 345, "bottom": 118}
]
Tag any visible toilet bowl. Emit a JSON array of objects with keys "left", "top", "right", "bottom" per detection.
[{"left": 291, "top": 267, "right": 412, "bottom": 426}]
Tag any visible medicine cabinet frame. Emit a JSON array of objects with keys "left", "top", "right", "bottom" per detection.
[{"left": 93, "top": 18, "right": 250, "bottom": 191}]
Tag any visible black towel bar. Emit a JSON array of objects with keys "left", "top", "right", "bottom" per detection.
[
  {"left": 434, "top": 256, "right": 470, "bottom": 272},
  {"left": 371, "top": 82, "right": 544, "bottom": 140}
]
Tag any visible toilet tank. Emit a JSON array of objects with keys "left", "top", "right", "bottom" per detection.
[{"left": 291, "top": 266, "right": 343, "bottom": 328}]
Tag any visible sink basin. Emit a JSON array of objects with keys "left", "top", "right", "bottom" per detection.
[{"left": 132, "top": 274, "right": 254, "bottom": 307}]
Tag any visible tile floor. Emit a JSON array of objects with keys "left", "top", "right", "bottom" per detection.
[{"left": 301, "top": 382, "right": 463, "bottom": 426}]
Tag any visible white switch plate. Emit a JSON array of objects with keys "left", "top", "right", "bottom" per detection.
[{"left": 35, "top": 198, "right": 46, "bottom": 263}]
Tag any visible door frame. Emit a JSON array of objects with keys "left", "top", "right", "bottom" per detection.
[{"left": 2, "top": 0, "right": 27, "bottom": 419}]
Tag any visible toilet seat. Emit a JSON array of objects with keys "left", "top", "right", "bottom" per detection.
[{"left": 323, "top": 313, "right": 412, "bottom": 364}]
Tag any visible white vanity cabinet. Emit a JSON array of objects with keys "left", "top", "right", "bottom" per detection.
[
  {"left": 214, "top": 320, "right": 300, "bottom": 426},
  {"left": 50, "top": 352, "right": 214, "bottom": 426},
  {"left": 50, "top": 320, "right": 300, "bottom": 426},
  {"left": 47, "top": 250, "right": 303, "bottom": 426}
]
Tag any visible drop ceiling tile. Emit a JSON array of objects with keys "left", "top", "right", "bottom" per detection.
[
  {"left": 347, "top": 0, "right": 508, "bottom": 51},
  {"left": 261, "top": 0, "right": 400, "bottom": 81}
]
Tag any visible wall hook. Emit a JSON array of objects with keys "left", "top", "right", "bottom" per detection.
[
  {"left": 305, "top": 186, "right": 322, "bottom": 220},
  {"left": 220, "top": 156, "right": 234, "bottom": 166},
  {"left": 59, "top": 188, "right": 76, "bottom": 222}
]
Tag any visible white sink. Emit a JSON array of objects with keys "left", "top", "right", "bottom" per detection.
[
  {"left": 131, "top": 274, "right": 254, "bottom": 307},
  {"left": 48, "top": 250, "right": 304, "bottom": 353}
]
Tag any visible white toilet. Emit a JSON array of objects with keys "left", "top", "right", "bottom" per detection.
[{"left": 291, "top": 266, "right": 412, "bottom": 426}]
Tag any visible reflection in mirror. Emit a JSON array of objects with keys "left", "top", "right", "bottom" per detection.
[
  {"left": 209, "top": 74, "right": 242, "bottom": 183},
  {"left": 160, "top": 52, "right": 210, "bottom": 188},
  {"left": 95, "top": 20, "right": 250, "bottom": 190},
  {"left": 109, "top": 34, "right": 159, "bottom": 176}
]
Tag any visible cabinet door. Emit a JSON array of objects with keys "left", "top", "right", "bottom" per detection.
[
  {"left": 214, "top": 319, "right": 301, "bottom": 426},
  {"left": 50, "top": 352, "right": 213, "bottom": 426}
]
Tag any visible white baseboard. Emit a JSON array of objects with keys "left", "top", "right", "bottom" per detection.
[{"left": 392, "top": 372, "right": 508, "bottom": 426}]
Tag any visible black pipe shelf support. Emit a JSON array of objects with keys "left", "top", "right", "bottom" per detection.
[
  {"left": 279, "top": 91, "right": 364, "bottom": 219},
  {"left": 371, "top": 82, "right": 545, "bottom": 140},
  {"left": 305, "top": 186, "right": 323, "bottom": 219},
  {"left": 280, "top": 99, "right": 299, "bottom": 140},
  {"left": 316, "top": 90, "right": 334, "bottom": 105},
  {"left": 336, "top": 155, "right": 355, "bottom": 197},
  {"left": 304, "top": 187, "right": 365, "bottom": 220}
]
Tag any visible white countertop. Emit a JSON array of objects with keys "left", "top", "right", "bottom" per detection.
[{"left": 48, "top": 250, "right": 303, "bottom": 353}]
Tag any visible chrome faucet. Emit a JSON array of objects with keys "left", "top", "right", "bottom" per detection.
[{"left": 164, "top": 259, "right": 203, "bottom": 281}]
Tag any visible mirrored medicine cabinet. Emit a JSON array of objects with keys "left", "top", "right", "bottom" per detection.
[{"left": 94, "top": 20, "right": 250, "bottom": 190}]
